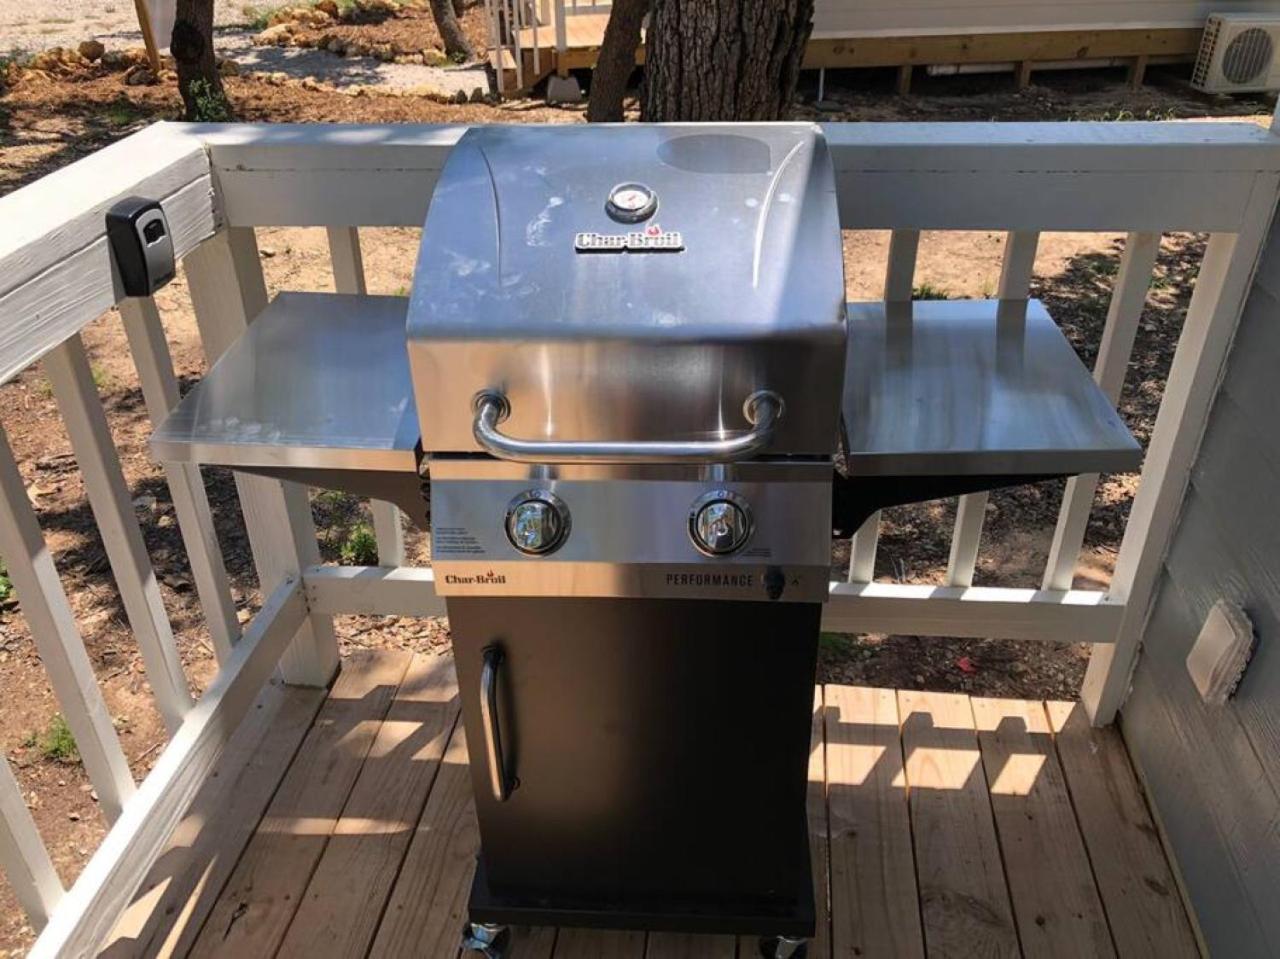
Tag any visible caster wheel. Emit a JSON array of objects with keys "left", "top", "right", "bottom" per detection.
[
  {"left": 461, "top": 922, "right": 510, "bottom": 958},
  {"left": 758, "top": 935, "right": 808, "bottom": 959}
]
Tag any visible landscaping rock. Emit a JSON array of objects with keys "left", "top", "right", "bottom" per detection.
[
  {"left": 255, "top": 24, "right": 295, "bottom": 46},
  {"left": 315, "top": 0, "right": 341, "bottom": 16},
  {"left": 218, "top": 58, "right": 241, "bottom": 76},
  {"left": 78, "top": 40, "right": 105, "bottom": 62},
  {"left": 124, "top": 65, "right": 157, "bottom": 86}
]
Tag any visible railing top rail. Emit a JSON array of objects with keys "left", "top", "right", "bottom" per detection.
[
  {"left": 4, "top": 117, "right": 1280, "bottom": 384},
  {"left": 188, "top": 117, "right": 1280, "bottom": 161}
]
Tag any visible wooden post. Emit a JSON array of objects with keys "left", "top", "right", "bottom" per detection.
[
  {"left": 325, "top": 227, "right": 406, "bottom": 568},
  {"left": 133, "top": 0, "right": 163, "bottom": 72},
  {"left": 184, "top": 228, "right": 339, "bottom": 688},
  {"left": 1127, "top": 54, "right": 1149, "bottom": 89},
  {"left": 119, "top": 296, "right": 241, "bottom": 662},
  {"left": 0, "top": 426, "right": 135, "bottom": 823},
  {"left": 1016, "top": 60, "right": 1034, "bottom": 89},
  {"left": 1082, "top": 175, "right": 1280, "bottom": 724},
  {"left": 44, "top": 334, "right": 194, "bottom": 734},
  {"left": 896, "top": 64, "right": 913, "bottom": 96}
]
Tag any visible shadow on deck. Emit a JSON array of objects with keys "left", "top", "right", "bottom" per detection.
[{"left": 102, "top": 650, "right": 1198, "bottom": 958}]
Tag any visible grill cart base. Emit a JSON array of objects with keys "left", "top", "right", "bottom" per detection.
[
  {"left": 449, "top": 597, "right": 820, "bottom": 943},
  {"left": 466, "top": 850, "right": 815, "bottom": 937}
]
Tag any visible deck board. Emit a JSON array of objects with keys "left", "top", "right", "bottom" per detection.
[
  {"left": 555, "top": 928, "right": 646, "bottom": 958},
  {"left": 368, "top": 721, "right": 477, "bottom": 958},
  {"left": 1047, "top": 702, "right": 1200, "bottom": 959},
  {"left": 188, "top": 651, "right": 412, "bottom": 958},
  {"left": 101, "top": 680, "right": 326, "bottom": 959},
  {"left": 157, "top": 653, "right": 1198, "bottom": 959},
  {"left": 276, "top": 654, "right": 460, "bottom": 959},
  {"left": 826, "top": 685, "right": 924, "bottom": 959},
  {"left": 973, "top": 698, "right": 1115, "bottom": 959},
  {"left": 898, "top": 690, "right": 1020, "bottom": 959}
]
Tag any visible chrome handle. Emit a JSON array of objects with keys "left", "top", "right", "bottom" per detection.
[
  {"left": 471, "top": 390, "right": 784, "bottom": 464},
  {"left": 480, "top": 646, "right": 510, "bottom": 803}
]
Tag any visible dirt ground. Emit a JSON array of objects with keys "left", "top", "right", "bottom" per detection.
[{"left": 0, "top": 41, "right": 1274, "bottom": 953}]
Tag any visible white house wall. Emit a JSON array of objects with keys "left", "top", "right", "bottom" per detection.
[{"left": 813, "top": 0, "right": 1280, "bottom": 37}]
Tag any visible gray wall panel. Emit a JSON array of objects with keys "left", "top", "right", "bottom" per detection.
[{"left": 1121, "top": 204, "right": 1280, "bottom": 957}]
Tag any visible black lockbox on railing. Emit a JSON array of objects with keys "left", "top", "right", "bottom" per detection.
[{"left": 106, "top": 197, "right": 175, "bottom": 297}]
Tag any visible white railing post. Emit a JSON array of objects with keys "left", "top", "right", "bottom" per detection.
[
  {"left": 883, "top": 228, "right": 920, "bottom": 303},
  {"left": 1082, "top": 176, "right": 1280, "bottom": 724},
  {"left": 0, "top": 425, "right": 135, "bottom": 822},
  {"left": 326, "top": 227, "right": 406, "bottom": 568},
  {"left": 43, "top": 334, "right": 194, "bottom": 734},
  {"left": 848, "top": 229, "right": 921, "bottom": 584},
  {"left": 946, "top": 231, "right": 1040, "bottom": 587},
  {"left": 119, "top": 296, "right": 241, "bottom": 663},
  {"left": 184, "top": 228, "right": 339, "bottom": 688},
  {"left": 1042, "top": 233, "right": 1160, "bottom": 591},
  {"left": 555, "top": 0, "right": 568, "bottom": 53},
  {"left": 0, "top": 757, "right": 63, "bottom": 930}
]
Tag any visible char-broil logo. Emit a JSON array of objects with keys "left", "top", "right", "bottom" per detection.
[
  {"left": 444, "top": 569, "right": 507, "bottom": 586},
  {"left": 575, "top": 223, "right": 685, "bottom": 254}
]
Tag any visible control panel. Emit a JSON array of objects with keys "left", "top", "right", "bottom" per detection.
[{"left": 428, "top": 463, "right": 832, "bottom": 603}]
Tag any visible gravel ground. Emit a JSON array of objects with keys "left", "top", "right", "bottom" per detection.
[
  {"left": 217, "top": 33, "right": 488, "bottom": 94},
  {"left": 1, "top": 0, "right": 246, "bottom": 55},
  {"left": 0, "top": 0, "right": 489, "bottom": 96}
]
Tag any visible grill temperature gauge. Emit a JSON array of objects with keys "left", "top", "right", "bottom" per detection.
[
  {"left": 689, "top": 490, "right": 754, "bottom": 557},
  {"left": 505, "top": 490, "right": 570, "bottom": 556},
  {"left": 606, "top": 182, "right": 658, "bottom": 223}
]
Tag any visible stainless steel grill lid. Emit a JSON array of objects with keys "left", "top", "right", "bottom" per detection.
[{"left": 407, "top": 123, "right": 847, "bottom": 458}]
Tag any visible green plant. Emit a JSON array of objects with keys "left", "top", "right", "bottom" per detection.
[
  {"left": 912, "top": 283, "right": 950, "bottom": 301},
  {"left": 25, "top": 714, "right": 79, "bottom": 763},
  {"left": 188, "top": 77, "right": 233, "bottom": 123},
  {"left": 0, "top": 560, "right": 11, "bottom": 604},
  {"left": 103, "top": 99, "right": 142, "bottom": 128},
  {"left": 819, "top": 632, "right": 857, "bottom": 656},
  {"left": 339, "top": 523, "right": 379, "bottom": 565},
  {"left": 315, "top": 488, "right": 357, "bottom": 511},
  {"left": 90, "top": 363, "right": 115, "bottom": 391},
  {"left": 243, "top": 3, "right": 282, "bottom": 30}
]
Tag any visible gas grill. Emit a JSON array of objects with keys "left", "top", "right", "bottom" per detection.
[{"left": 151, "top": 123, "right": 1142, "bottom": 959}]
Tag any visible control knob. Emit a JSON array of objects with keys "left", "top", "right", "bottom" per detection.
[
  {"left": 689, "top": 490, "right": 754, "bottom": 556},
  {"left": 505, "top": 490, "right": 570, "bottom": 556}
]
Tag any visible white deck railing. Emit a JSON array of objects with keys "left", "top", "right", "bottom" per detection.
[
  {"left": 1, "top": 117, "right": 1278, "bottom": 955},
  {"left": 483, "top": 0, "right": 614, "bottom": 89}
]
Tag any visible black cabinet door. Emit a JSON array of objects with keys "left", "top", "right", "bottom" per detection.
[{"left": 449, "top": 597, "right": 819, "bottom": 912}]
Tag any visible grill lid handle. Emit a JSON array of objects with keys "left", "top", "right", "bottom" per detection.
[{"left": 471, "top": 390, "right": 784, "bottom": 464}]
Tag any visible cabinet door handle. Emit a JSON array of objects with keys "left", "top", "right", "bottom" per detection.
[{"left": 480, "top": 646, "right": 511, "bottom": 802}]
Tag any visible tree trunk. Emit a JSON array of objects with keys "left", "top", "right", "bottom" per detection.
[
  {"left": 428, "top": 0, "right": 475, "bottom": 60},
  {"left": 586, "top": 0, "right": 649, "bottom": 122},
  {"left": 172, "top": 0, "right": 230, "bottom": 120},
  {"left": 643, "top": 0, "right": 814, "bottom": 121},
  {"left": 452, "top": 0, "right": 465, "bottom": 16}
]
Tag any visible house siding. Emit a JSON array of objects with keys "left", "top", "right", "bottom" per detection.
[
  {"left": 1121, "top": 214, "right": 1280, "bottom": 957},
  {"left": 813, "top": 0, "right": 1280, "bottom": 36}
]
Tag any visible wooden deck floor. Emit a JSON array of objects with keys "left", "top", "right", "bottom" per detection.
[{"left": 104, "top": 650, "right": 1200, "bottom": 958}]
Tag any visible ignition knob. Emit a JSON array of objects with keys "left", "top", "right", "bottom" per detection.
[
  {"left": 689, "top": 490, "right": 754, "bottom": 556},
  {"left": 505, "top": 490, "right": 570, "bottom": 556}
]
